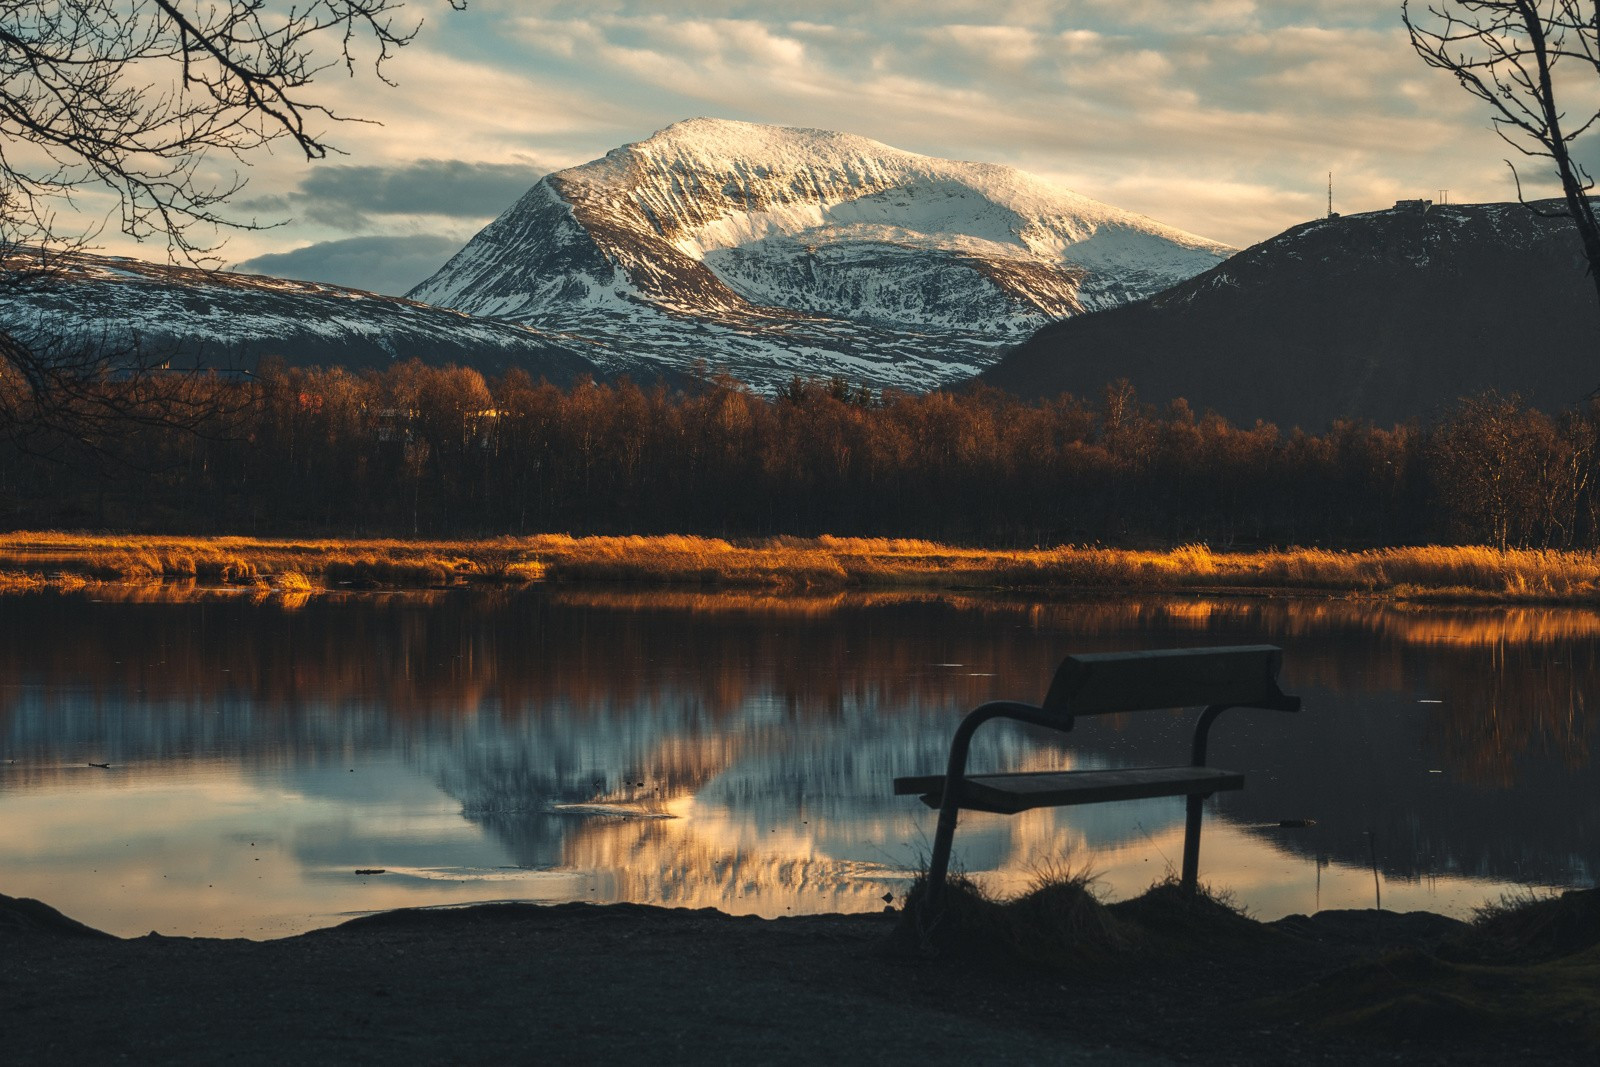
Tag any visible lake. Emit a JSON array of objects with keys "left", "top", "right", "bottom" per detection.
[{"left": 1, "top": 586, "right": 1595, "bottom": 938}]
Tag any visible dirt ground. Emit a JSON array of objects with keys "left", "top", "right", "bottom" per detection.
[{"left": 2, "top": 891, "right": 1595, "bottom": 1065}]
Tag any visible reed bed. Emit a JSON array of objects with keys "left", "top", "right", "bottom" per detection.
[{"left": 2, "top": 532, "right": 1600, "bottom": 602}]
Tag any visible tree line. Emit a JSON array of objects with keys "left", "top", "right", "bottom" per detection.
[{"left": 2, "top": 358, "right": 1596, "bottom": 549}]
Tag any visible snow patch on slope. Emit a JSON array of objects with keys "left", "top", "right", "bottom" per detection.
[
  {"left": 0, "top": 250, "right": 603, "bottom": 382},
  {"left": 409, "top": 118, "right": 1232, "bottom": 391}
]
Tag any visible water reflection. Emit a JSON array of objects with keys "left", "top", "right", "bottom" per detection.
[{"left": 0, "top": 587, "right": 1595, "bottom": 937}]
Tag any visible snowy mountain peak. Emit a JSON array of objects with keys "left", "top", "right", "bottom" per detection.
[
  {"left": 560, "top": 118, "right": 1228, "bottom": 277},
  {"left": 410, "top": 119, "right": 1233, "bottom": 391}
]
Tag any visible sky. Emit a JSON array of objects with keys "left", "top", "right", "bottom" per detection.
[{"left": 96, "top": 0, "right": 1572, "bottom": 295}]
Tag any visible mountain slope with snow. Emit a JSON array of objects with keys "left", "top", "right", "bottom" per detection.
[
  {"left": 0, "top": 252, "right": 604, "bottom": 383},
  {"left": 408, "top": 119, "right": 1232, "bottom": 390},
  {"left": 981, "top": 201, "right": 1600, "bottom": 428}
]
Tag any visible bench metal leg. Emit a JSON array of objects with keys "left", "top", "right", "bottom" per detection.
[
  {"left": 1180, "top": 702, "right": 1230, "bottom": 895},
  {"left": 925, "top": 793, "right": 962, "bottom": 901},
  {"left": 921, "top": 700, "right": 1050, "bottom": 907},
  {"left": 1180, "top": 793, "right": 1205, "bottom": 893}
]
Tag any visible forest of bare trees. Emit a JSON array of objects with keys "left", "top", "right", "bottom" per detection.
[{"left": 1, "top": 359, "right": 1595, "bottom": 550}]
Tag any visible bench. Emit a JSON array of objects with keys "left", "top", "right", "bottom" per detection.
[{"left": 894, "top": 644, "right": 1301, "bottom": 901}]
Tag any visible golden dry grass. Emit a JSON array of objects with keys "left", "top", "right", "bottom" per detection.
[{"left": 2, "top": 532, "right": 1600, "bottom": 602}]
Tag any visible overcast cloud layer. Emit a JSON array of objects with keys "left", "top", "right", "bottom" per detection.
[{"left": 177, "top": 1, "right": 1572, "bottom": 293}]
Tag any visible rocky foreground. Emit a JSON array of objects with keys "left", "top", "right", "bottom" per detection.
[{"left": 3, "top": 886, "right": 1597, "bottom": 1064}]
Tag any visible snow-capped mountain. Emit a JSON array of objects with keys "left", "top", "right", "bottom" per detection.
[
  {"left": 0, "top": 251, "right": 603, "bottom": 383},
  {"left": 981, "top": 201, "right": 1600, "bottom": 428},
  {"left": 408, "top": 118, "right": 1232, "bottom": 391}
]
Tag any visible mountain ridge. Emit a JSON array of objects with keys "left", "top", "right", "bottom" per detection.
[
  {"left": 408, "top": 118, "right": 1232, "bottom": 391},
  {"left": 0, "top": 250, "right": 604, "bottom": 384}
]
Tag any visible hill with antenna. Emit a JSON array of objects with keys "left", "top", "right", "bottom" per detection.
[{"left": 981, "top": 200, "right": 1600, "bottom": 428}]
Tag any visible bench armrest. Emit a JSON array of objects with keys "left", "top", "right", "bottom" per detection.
[{"left": 1189, "top": 695, "right": 1300, "bottom": 766}]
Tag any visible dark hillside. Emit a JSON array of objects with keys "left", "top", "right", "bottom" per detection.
[{"left": 981, "top": 201, "right": 1600, "bottom": 429}]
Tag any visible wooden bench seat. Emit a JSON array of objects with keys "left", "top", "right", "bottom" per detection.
[
  {"left": 895, "top": 765, "right": 1245, "bottom": 815},
  {"left": 900, "top": 644, "right": 1300, "bottom": 903}
]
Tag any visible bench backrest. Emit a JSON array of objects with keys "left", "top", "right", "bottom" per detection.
[{"left": 1041, "top": 645, "right": 1297, "bottom": 717}]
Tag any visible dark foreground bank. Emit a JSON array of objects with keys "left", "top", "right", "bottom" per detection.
[{"left": 3, "top": 889, "right": 1597, "bottom": 1065}]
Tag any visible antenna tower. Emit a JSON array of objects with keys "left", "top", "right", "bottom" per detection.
[{"left": 1327, "top": 172, "right": 1333, "bottom": 217}]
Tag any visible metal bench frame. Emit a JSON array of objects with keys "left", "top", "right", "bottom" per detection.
[{"left": 895, "top": 645, "right": 1301, "bottom": 901}]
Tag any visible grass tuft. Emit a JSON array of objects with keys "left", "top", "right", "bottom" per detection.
[
  {"left": 889, "top": 868, "right": 1137, "bottom": 968},
  {"left": 888, "top": 868, "right": 1269, "bottom": 969},
  {"left": 1459, "top": 887, "right": 1600, "bottom": 965},
  {"left": 1270, "top": 887, "right": 1600, "bottom": 1050}
]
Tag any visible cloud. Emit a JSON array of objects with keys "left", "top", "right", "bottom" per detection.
[
  {"left": 242, "top": 160, "right": 544, "bottom": 232},
  {"left": 91, "top": 0, "right": 1555, "bottom": 263},
  {"left": 489, "top": 3, "right": 1514, "bottom": 247},
  {"left": 233, "top": 235, "right": 465, "bottom": 296}
]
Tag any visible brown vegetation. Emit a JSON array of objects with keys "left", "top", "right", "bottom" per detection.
[
  {"left": 4, "top": 532, "right": 1600, "bottom": 603},
  {"left": 4, "top": 360, "right": 1600, "bottom": 551}
]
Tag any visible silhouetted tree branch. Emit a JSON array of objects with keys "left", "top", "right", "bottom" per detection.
[
  {"left": 0, "top": 0, "right": 460, "bottom": 452},
  {"left": 1404, "top": 0, "right": 1600, "bottom": 317}
]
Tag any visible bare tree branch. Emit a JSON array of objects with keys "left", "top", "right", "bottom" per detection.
[
  {"left": 0, "top": 1, "right": 461, "bottom": 452},
  {"left": 1405, "top": 0, "right": 1600, "bottom": 324}
]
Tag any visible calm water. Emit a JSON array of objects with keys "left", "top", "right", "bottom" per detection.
[{"left": 0, "top": 586, "right": 1595, "bottom": 938}]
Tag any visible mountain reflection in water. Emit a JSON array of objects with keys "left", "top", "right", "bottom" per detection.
[{"left": 0, "top": 587, "right": 1595, "bottom": 937}]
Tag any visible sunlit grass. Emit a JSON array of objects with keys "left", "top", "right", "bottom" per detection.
[{"left": 2, "top": 532, "right": 1600, "bottom": 602}]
